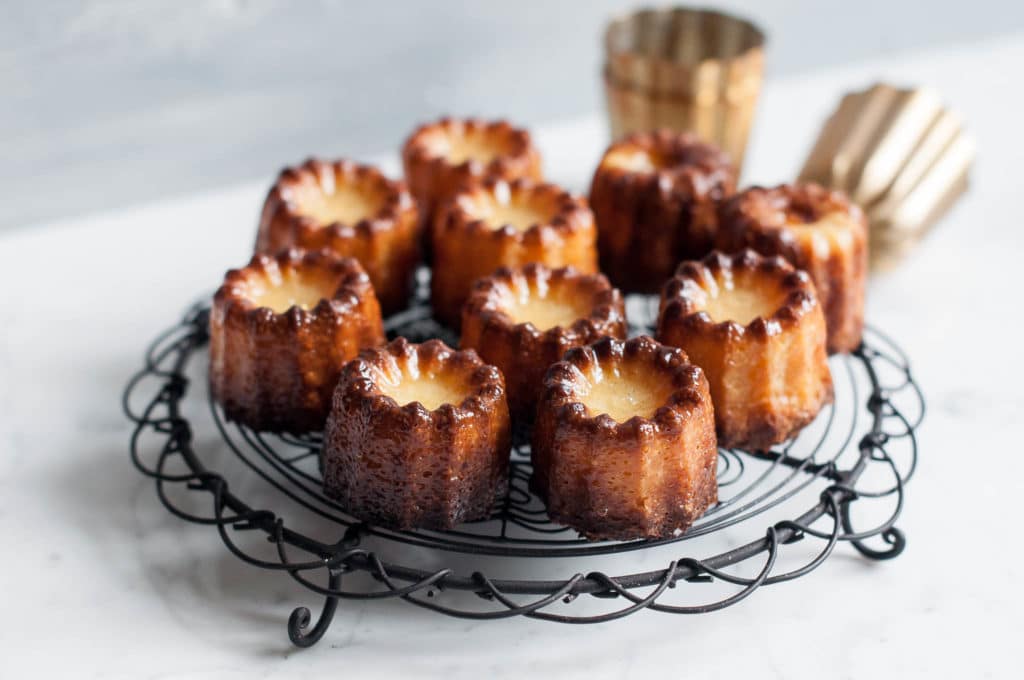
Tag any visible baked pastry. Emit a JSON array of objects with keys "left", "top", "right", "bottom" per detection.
[
  {"left": 589, "top": 130, "right": 737, "bottom": 293},
  {"left": 322, "top": 338, "right": 511, "bottom": 530},
  {"left": 402, "top": 117, "right": 542, "bottom": 234},
  {"left": 531, "top": 336, "right": 718, "bottom": 540},
  {"left": 716, "top": 183, "right": 868, "bottom": 353},
  {"left": 256, "top": 158, "right": 420, "bottom": 314},
  {"left": 657, "top": 250, "right": 833, "bottom": 450},
  {"left": 209, "top": 249, "right": 385, "bottom": 433},
  {"left": 431, "top": 177, "right": 598, "bottom": 328},
  {"left": 460, "top": 264, "right": 627, "bottom": 420}
]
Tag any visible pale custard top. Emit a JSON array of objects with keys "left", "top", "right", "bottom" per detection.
[
  {"left": 376, "top": 359, "right": 471, "bottom": 411},
  {"left": 425, "top": 130, "right": 506, "bottom": 165},
  {"left": 249, "top": 271, "right": 333, "bottom": 313},
  {"left": 697, "top": 270, "right": 786, "bottom": 326},
  {"left": 379, "top": 376, "right": 467, "bottom": 411},
  {"left": 505, "top": 295, "right": 588, "bottom": 330},
  {"left": 604, "top": 148, "right": 662, "bottom": 173},
  {"left": 784, "top": 211, "right": 857, "bottom": 253},
  {"left": 463, "top": 182, "right": 554, "bottom": 232},
  {"left": 296, "top": 183, "right": 382, "bottom": 226},
  {"left": 579, "top": 363, "right": 672, "bottom": 422}
]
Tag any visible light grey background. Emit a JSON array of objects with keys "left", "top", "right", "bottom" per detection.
[{"left": 3, "top": 0, "right": 1022, "bottom": 231}]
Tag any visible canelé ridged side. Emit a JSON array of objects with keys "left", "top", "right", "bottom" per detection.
[
  {"left": 531, "top": 336, "right": 718, "bottom": 540},
  {"left": 657, "top": 249, "right": 833, "bottom": 450},
  {"left": 209, "top": 249, "right": 385, "bottom": 434},
  {"left": 716, "top": 183, "right": 868, "bottom": 353},
  {"left": 431, "top": 178, "right": 599, "bottom": 329},
  {"left": 401, "top": 117, "right": 542, "bottom": 234},
  {"left": 322, "top": 337, "right": 511, "bottom": 530},
  {"left": 256, "top": 158, "right": 420, "bottom": 314},
  {"left": 589, "top": 130, "right": 737, "bottom": 293},
  {"left": 460, "top": 264, "right": 627, "bottom": 421}
]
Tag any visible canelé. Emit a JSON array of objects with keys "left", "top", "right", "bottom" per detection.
[
  {"left": 531, "top": 336, "right": 718, "bottom": 540},
  {"left": 322, "top": 338, "right": 511, "bottom": 530},
  {"left": 716, "top": 183, "right": 868, "bottom": 353},
  {"left": 209, "top": 249, "right": 385, "bottom": 433},
  {"left": 256, "top": 158, "right": 420, "bottom": 314},
  {"left": 657, "top": 250, "right": 833, "bottom": 450},
  {"left": 431, "top": 177, "right": 598, "bottom": 328},
  {"left": 589, "top": 130, "right": 737, "bottom": 293},
  {"left": 402, "top": 117, "right": 542, "bottom": 234},
  {"left": 460, "top": 264, "right": 627, "bottom": 420}
]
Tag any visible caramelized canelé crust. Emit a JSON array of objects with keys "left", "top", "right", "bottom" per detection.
[
  {"left": 322, "top": 338, "right": 511, "bottom": 530},
  {"left": 402, "top": 117, "right": 542, "bottom": 232},
  {"left": 532, "top": 336, "right": 718, "bottom": 540},
  {"left": 256, "top": 158, "right": 420, "bottom": 314},
  {"left": 657, "top": 250, "right": 833, "bottom": 450},
  {"left": 431, "top": 178, "right": 599, "bottom": 328},
  {"left": 589, "top": 130, "right": 737, "bottom": 293},
  {"left": 460, "top": 264, "right": 627, "bottom": 420},
  {"left": 716, "top": 183, "right": 868, "bottom": 353},
  {"left": 210, "top": 249, "right": 385, "bottom": 434}
]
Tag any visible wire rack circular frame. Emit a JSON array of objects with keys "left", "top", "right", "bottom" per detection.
[{"left": 124, "top": 283, "right": 923, "bottom": 648}]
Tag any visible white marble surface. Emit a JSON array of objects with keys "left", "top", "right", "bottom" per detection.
[{"left": 2, "top": 36, "right": 1023, "bottom": 678}]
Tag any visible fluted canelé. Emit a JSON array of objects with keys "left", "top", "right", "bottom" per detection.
[
  {"left": 532, "top": 336, "right": 718, "bottom": 540},
  {"left": 322, "top": 338, "right": 511, "bottom": 530},
  {"left": 431, "top": 177, "right": 598, "bottom": 328},
  {"left": 716, "top": 183, "right": 868, "bottom": 353},
  {"left": 402, "top": 117, "right": 542, "bottom": 235},
  {"left": 256, "top": 158, "right": 420, "bottom": 314},
  {"left": 460, "top": 264, "right": 627, "bottom": 420},
  {"left": 209, "top": 249, "right": 385, "bottom": 434},
  {"left": 657, "top": 250, "right": 833, "bottom": 450},
  {"left": 589, "top": 130, "right": 737, "bottom": 293}
]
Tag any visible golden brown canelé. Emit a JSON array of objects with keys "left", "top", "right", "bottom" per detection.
[
  {"left": 716, "top": 183, "right": 868, "bottom": 353},
  {"left": 322, "top": 338, "right": 511, "bottom": 530},
  {"left": 589, "top": 130, "right": 737, "bottom": 293},
  {"left": 402, "top": 117, "right": 543, "bottom": 233},
  {"left": 532, "top": 336, "right": 718, "bottom": 540},
  {"left": 209, "top": 249, "right": 385, "bottom": 434},
  {"left": 431, "top": 177, "right": 599, "bottom": 328},
  {"left": 657, "top": 250, "right": 833, "bottom": 450},
  {"left": 460, "top": 264, "right": 627, "bottom": 420},
  {"left": 255, "top": 158, "right": 420, "bottom": 314}
]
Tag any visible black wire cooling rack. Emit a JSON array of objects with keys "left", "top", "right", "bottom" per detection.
[{"left": 123, "top": 279, "right": 923, "bottom": 648}]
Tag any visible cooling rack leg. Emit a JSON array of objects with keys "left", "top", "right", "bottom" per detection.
[
  {"left": 849, "top": 524, "right": 907, "bottom": 560},
  {"left": 287, "top": 569, "right": 342, "bottom": 648},
  {"left": 840, "top": 500, "right": 907, "bottom": 560}
]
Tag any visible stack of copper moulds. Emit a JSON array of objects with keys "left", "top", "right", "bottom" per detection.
[
  {"left": 800, "top": 83, "right": 975, "bottom": 271},
  {"left": 603, "top": 7, "right": 765, "bottom": 170}
]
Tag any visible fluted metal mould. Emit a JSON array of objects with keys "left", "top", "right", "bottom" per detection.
[
  {"left": 603, "top": 7, "right": 766, "bottom": 170},
  {"left": 799, "top": 83, "right": 975, "bottom": 271}
]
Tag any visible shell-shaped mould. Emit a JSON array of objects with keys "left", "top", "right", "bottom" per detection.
[
  {"left": 717, "top": 183, "right": 868, "bottom": 353},
  {"left": 657, "top": 250, "right": 833, "bottom": 450},
  {"left": 209, "top": 249, "right": 385, "bottom": 434},
  {"left": 255, "top": 158, "right": 420, "bottom": 314},
  {"left": 798, "top": 83, "right": 975, "bottom": 271},
  {"left": 531, "top": 335, "right": 718, "bottom": 540},
  {"left": 603, "top": 7, "right": 765, "bottom": 169},
  {"left": 402, "top": 117, "right": 542, "bottom": 234},
  {"left": 431, "top": 177, "right": 599, "bottom": 328},
  {"left": 589, "top": 129, "right": 736, "bottom": 293},
  {"left": 322, "top": 337, "right": 511, "bottom": 530},
  {"left": 460, "top": 264, "right": 627, "bottom": 421}
]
